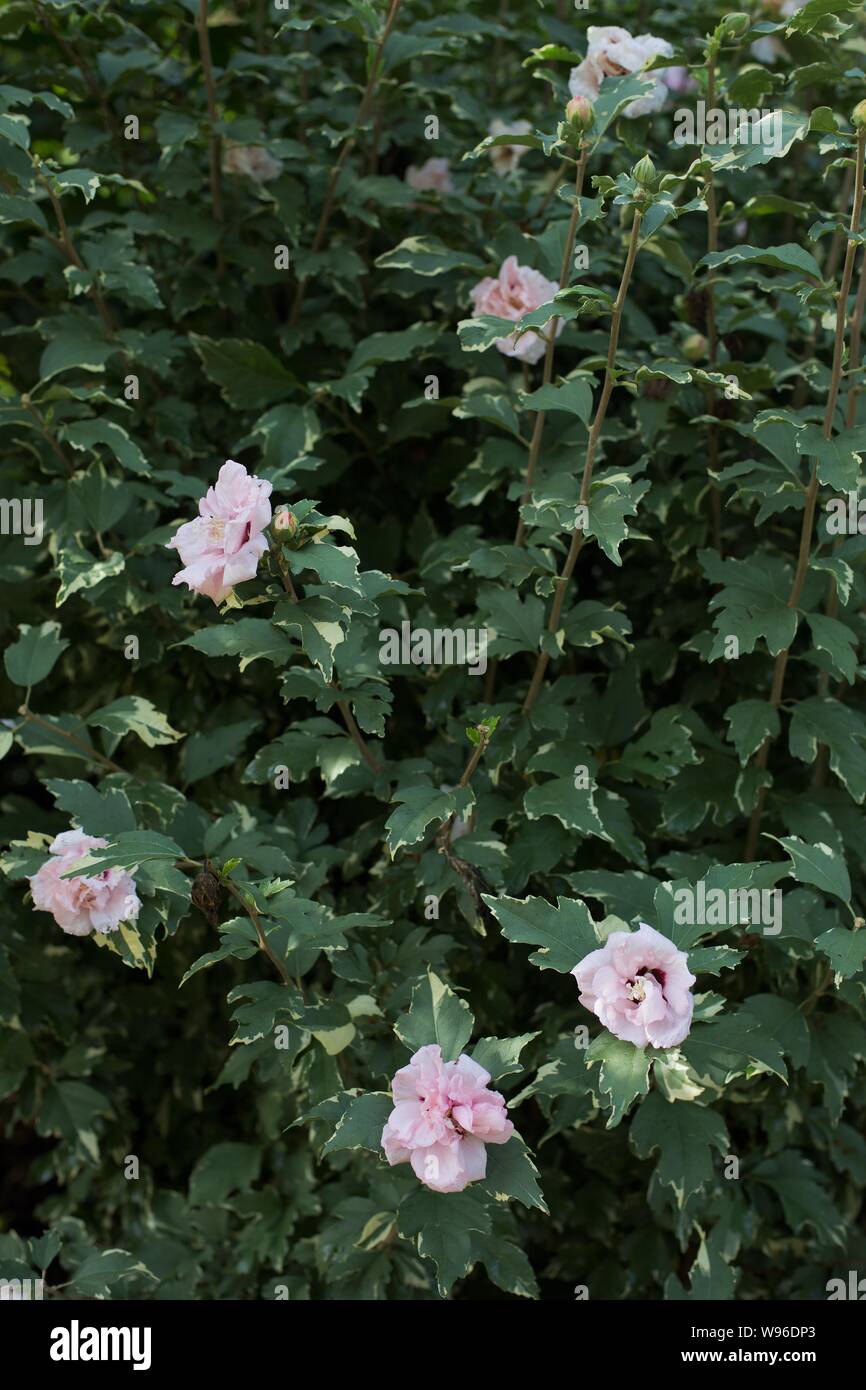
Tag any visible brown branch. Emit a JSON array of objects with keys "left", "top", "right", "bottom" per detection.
[
  {"left": 34, "top": 1, "right": 129, "bottom": 171},
  {"left": 37, "top": 171, "right": 117, "bottom": 339},
  {"left": 704, "top": 57, "right": 723, "bottom": 553},
  {"left": 515, "top": 144, "right": 590, "bottom": 548},
  {"left": 522, "top": 207, "right": 644, "bottom": 716},
  {"left": 222, "top": 878, "right": 294, "bottom": 988},
  {"left": 813, "top": 243, "right": 866, "bottom": 785},
  {"left": 269, "top": 536, "right": 382, "bottom": 773},
  {"left": 196, "top": 0, "right": 225, "bottom": 277},
  {"left": 288, "top": 0, "right": 403, "bottom": 326},
  {"left": 21, "top": 398, "right": 75, "bottom": 473},
  {"left": 16, "top": 707, "right": 129, "bottom": 777},
  {"left": 744, "top": 129, "right": 866, "bottom": 856}
]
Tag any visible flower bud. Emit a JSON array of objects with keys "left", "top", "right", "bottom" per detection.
[
  {"left": 852, "top": 100, "right": 866, "bottom": 130},
  {"left": 273, "top": 507, "right": 298, "bottom": 537},
  {"left": 632, "top": 154, "right": 656, "bottom": 188},
  {"left": 719, "top": 12, "right": 750, "bottom": 40},
  {"left": 683, "top": 332, "right": 707, "bottom": 362},
  {"left": 565, "top": 95, "right": 594, "bottom": 135}
]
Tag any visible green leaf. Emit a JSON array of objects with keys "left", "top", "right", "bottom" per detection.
[
  {"left": 286, "top": 541, "right": 362, "bottom": 593},
  {"left": 63, "top": 830, "right": 186, "bottom": 875},
  {"left": 482, "top": 893, "right": 599, "bottom": 973},
  {"left": 665, "top": 1227, "right": 737, "bottom": 1300},
  {"left": 740, "top": 994, "right": 810, "bottom": 1068},
  {"left": 699, "top": 242, "right": 823, "bottom": 281},
  {"left": 724, "top": 699, "right": 780, "bottom": 765},
  {"left": 385, "top": 784, "right": 473, "bottom": 856},
  {"left": 631, "top": 1092, "right": 728, "bottom": 1205},
  {"left": 789, "top": 698, "right": 866, "bottom": 803},
  {"left": 815, "top": 927, "right": 866, "bottom": 979},
  {"left": 470, "top": 1033, "right": 539, "bottom": 1082},
  {"left": 60, "top": 418, "right": 149, "bottom": 476},
  {"left": 524, "top": 778, "right": 606, "bottom": 837},
  {"left": 476, "top": 1234, "right": 539, "bottom": 1299},
  {"left": 68, "top": 1249, "right": 154, "bottom": 1298},
  {"left": 397, "top": 1189, "right": 490, "bottom": 1297},
  {"left": 227, "top": 980, "right": 296, "bottom": 1046},
  {"left": 178, "top": 619, "right": 295, "bottom": 671},
  {"left": 586, "top": 1032, "right": 659, "bottom": 1128},
  {"left": 37, "top": 311, "right": 118, "bottom": 379},
  {"left": 87, "top": 696, "right": 183, "bottom": 748},
  {"left": 43, "top": 779, "right": 136, "bottom": 838},
  {"left": 189, "top": 1141, "right": 262, "bottom": 1204},
  {"left": 182, "top": 719, "right": 259, "bottom": 783},
  {"left": 395, "top": 970, "right": 474, "bottom": 1061},
  {"left": 345, "top": 323, "right": 440, "bottom": 374},
  {"left": 375, "top": 235, "right": 486, "bottom": 277},
  {"left": 4, "top": 621, "right": 68, "bottom": 687},
  {"left": 481, "top": 1135, "right": 547, "bottom": 1211},
  {"left": 520, "top": 377, "right": 593, "bottom": 424},
  {"left": 773, "top": 834, "right": 851, "bottom": 903},
  {"left": 704, "top": 111, "right": 811, "bottom": 171},
  {"left": 681, "top": 1010, "right": 787, "bottom": 1085},
  {"left": 56, "top": 542, "right": 124, "bottom": 605},
  {"left": 190, "top": 334, "right": 297, "bottom": 410},
  {"left": 751, "top": 1150, "right": 845, "bottom": 1246},
  {"left": 584, "top": 485, "right": 641, "bottom": 565},
  {"left": 805, "top": 613, "right": 858, "bottom": 684},
  {"left": 321, "top": 1091, "right": 393, "bottom": 1156},
  {"left": 179, "top": 917, "right": 257, "bottom": 984},
  {"left": 37, "top": 1080, "right": 110, "bottom": 1163}
]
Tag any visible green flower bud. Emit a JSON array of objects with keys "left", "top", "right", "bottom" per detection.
[
  {"left": 273, "top": 508, "right": 298, "bottom": 537},
  {"left": 683, "top": 332, "right": 707, "bottom": 362},
  {"left": 852, "top": 100, "right": 866, "bottom": 130},
  {"left": 632, "top": 154, "right": 656, "bottom": 188},
  {"left": 719, "top": 13, "right": 750, "bottom": 41},
  {"left": 565, "top": 95, "right": 595, "bottom": 135}
]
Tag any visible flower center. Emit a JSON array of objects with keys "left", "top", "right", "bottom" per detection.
[
  {"left": 419, "top": 1094, "right": 465, "bottom": 1137},
  {"left": 628, "top": 968, "right": 666, "bottom": 1002}
]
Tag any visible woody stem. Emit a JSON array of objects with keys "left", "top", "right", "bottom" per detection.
[
  {"left": 522, "top": 207, "right": 644, "bottom": 716},
  {"left": 744, "top": 129, "right": 866, "bottom": 857}
]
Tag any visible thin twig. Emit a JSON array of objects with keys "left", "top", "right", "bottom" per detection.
[
  {"left": 744, "top": 130, "right": 866, "bottom": 858},
  {"left": 16, "top": 707, "right": 129, "bottom": 777},
  {"left": 223, "top": 878, "right": 294, "bottom": 987},
  {"left": 269, "top": 536, "right": 382, "bottom": 772},
  {"left": 704, "top": 55, "right": 723, "bottom": 553},
  {"left": 288, "top": 0, "right": 403, "bottom": 326},
  {"left": 196, "top": 0, "right": 225, "bottom": 277},
  {"left": 36, "top": 170, "right": 116, "bottom": 338},
  {"left": 522, "top": 208, "right": 644, "bottom": 716},
  {"left": 515, "top": 144, "right": 590, "bottom": 548}
]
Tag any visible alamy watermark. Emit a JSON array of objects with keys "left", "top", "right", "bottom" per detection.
[
  {"left": 0, "top": 497, "right": 43, "bottom": 546},
  {"left": 673, "top": 883, "right": 782, "bottom": 935},
  {"left": 379, "top": 622, "right": 489, "bottom": 675},
  {"left": 673, "top": 102, "right": 784, "bottom": 157},
  {"left": 826, "top": 493, "right": 866, "bottom": 534},
  {"left": 0, "top": 1277, "right": 44, "bottom": 1300}
]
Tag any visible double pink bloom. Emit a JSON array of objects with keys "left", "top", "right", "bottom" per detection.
[
  {"left": 382, "top": 1044, "right": 513, "bottom": 1193},
  {"left": 166, "top": 459, "right": 272, "bottom": 605},
  {"left": 29, "top": 830, "right": 140, "bottom": 938},
  {"left": 572, "top": 923, "right": 695, "bottom": 1049},
  {"left": 470, "top": 255, "right": 562, "bottom": 366}
]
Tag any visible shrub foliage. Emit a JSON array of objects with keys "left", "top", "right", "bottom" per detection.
[{"left": 1, "top": 0, "right": 866, "bottom": 1301}]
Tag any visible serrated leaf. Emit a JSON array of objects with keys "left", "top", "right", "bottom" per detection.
[
  {"left": 395, "top": 970, "right": 474, "bottom": 1061},
  {"left": 482, "top": 893, "right": 599, "bottom": 973}
]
